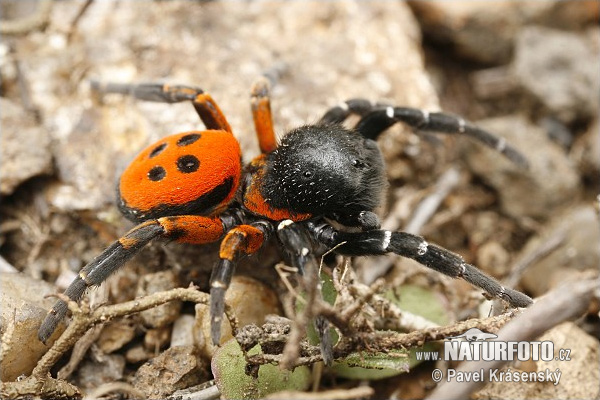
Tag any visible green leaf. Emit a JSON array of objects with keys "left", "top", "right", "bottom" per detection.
[
  {"left": 211, "top": 339, "right": 311, "bottom": 399},
  {"left": 331, "top": 284, "right": 450, "bottom": 380},
  {"left": 320, "top": 269, "right": 337, "bottom": 305},
  {"left": 383, "top": 284, "right": 450, "bottom": 326},
  {"left": 300, "top": 271, "right": 339, "bottom": 346},
  {"left": 330, "top": 350, "right": 410, "bottom": 380}
]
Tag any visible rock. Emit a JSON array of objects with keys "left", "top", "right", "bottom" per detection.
[
  {"left": 137, "top": 270, "right": 181, "bottom": 328},
  {"left": 476, "top": 241, "right": 511, "bottom": 277},
  {"left": 170, "top": 314, "right": 195, "bottom": 348},
  {"left": 408, "top": 1, "right": 527, "bottom": 64},
  {"left": 520, "top": 206, "right": 600, "bottom": 297},
  {"left": 532, "top": 1, "right": 600, "bottom": 30},
  {"left": 194, "top": 276, "right": 281, "bottom": 359},
  {"left": 513, "top": 26, "right": 600, "bottom": 123},
  {"left": 0, "top": 98, "right": 52, "bottom": 195},
  {"left": 96, "top": 320, "right": 136, "bottom": 354},
  {"left": 133, "top": 345, "right": 208, "bottom": 399},
  {"left": 408, "top": 2, "right": 599, "bottom": 64},
  {"left": 48, "top": 109, "right": 117, "bottom": 211},
  {"left": 463, "top": 115, "right": 580, "bottom": 219},
  {"left": 125, "top": 344, "right": 153, "bottom": 364},
  {"left": 0, "top": 273, "right": 65, "bottom": 381},
  {"left": 74, "top": 354, "right": 125, "bottom": 389},
  {"left": 144, "top": 326, "right": 171, "bottom": 352},
  {"left": 570, "top": 119, "right": 600, "bottom": 180}
]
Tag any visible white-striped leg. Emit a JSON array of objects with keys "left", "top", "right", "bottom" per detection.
[{"left": 308, "top": 222, "right": 533, "bottom": 308}]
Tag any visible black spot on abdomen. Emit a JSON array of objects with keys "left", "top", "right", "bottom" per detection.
[
  {"left": 176, "top": 155, "right": 200, "bottom": 173},
  {"left": 148, "top": 166, "right": 166, "bottom": 181},
  {"left": 177, "top": 133, "right": 201, "bottom": 146},
  {"left": 149, "top": 143, "right": 167, "bottom": 158}
]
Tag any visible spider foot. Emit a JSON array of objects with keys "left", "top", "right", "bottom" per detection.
[{"left": 210, "top": 286, "right": 227, "bottom": 346}]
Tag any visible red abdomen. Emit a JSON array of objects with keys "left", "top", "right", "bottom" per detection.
[{"left": 118, "top": 130, "right": 241, "bottom": 222}]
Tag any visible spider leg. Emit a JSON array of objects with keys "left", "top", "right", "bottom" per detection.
[
  {"left": 356, "top": 108, "right": 528, "bottom": 167},
  {"left": 308, "top": 221, "right": 533, "bottom": 309},
  {"left": 210, "top": 222, "right": 272, "bottom": 345},
  {"left": 277, "top": 220, "right": 334, "bottom": 366},
  {"left": 90, "top": 81, "right": 232, "bottom": 132},
  {"left": 330, "top": 210, "right": 381, "bottom": 231},
  {"left": 250, "top": 77, "right": 277, "bottom": 154},
  {"left": 38, "top": 215, "right": 227, "bottom": 344},
  {"left": 276, "top": 220, "right": 318, "bottom": 275},
  {"left": 318, "top": 99, "right": 376, "bottom": 125},
  {"left": 319, "top": 100, "right": 528, "bottom": 168}
]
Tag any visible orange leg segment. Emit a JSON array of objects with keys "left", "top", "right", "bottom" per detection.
[
  {"left": 192, "top": 93, "right": 232, "bottom": 133},
  {"left": 251, "top": 77, "right": 278, "bottom": 154},
  {"left": 218, "top": 224, "right": 265, "bottom": 260},
  {"left": 158, "top": 215, "right": 225, "bottom": 244}
]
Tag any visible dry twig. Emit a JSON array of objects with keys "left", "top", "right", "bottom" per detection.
[
  {"left": 167, "top": 380, "right": 221, "bottom": 400},
  {"left": 57, "top": 324, "right": 104, "bottom": 380},
  {"left": 66, "top": 0, "right": 94, "bottom": 42},
  {"left": 246, "top": 311, "right": 518, "bottom": 370},
  {"left": 0, "top": 286, "right": 226, "bottom": 399},
  {"left": 83, "top": 382, "right": 145, "bottom": 400},
  {"left": 404, "top": 167, "right": 461, "bottom": 235},
  {"left": 504, "top": 229, "right": 566, "bottom": 288},
  {"left": 279, "top": 253, "right": 321, "bottom": 369}
]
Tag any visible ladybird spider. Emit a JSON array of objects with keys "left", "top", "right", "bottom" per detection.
[{"left": 38, "top": 77, "right": 533, "bottom": 346}]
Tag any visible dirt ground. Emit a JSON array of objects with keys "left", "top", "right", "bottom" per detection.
[{"left": 1, "top": 1, "right": 599, "bottom": 399}]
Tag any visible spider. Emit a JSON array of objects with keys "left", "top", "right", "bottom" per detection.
[{"left": 38, "top": 77, "right": 533, "bottom": 346}]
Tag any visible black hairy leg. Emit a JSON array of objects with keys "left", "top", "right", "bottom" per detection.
[
  {"left": 91, "top": 81, "right": 232, "bottom": 132},
  {"left": 38, "top": 220, "right": 166, "bottom": 343},
  {"left": 319, "top": 99, "right": 529, "bottom": 168},
  {"left": 38, "top": 214, "right": 234, "bottom": 344},
  {"left": 308, "top": 221, "right": 533, "bottom": 308}
]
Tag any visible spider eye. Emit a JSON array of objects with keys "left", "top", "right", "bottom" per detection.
[
  {"left": 352, "top": 159, "right": 367, "bottom": 168},
  {"left": 303, "top": 171, "right": 313, "bottom": 177}
]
